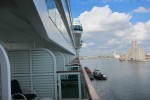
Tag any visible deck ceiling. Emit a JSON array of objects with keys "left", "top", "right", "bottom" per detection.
[{"left": 0, "top": 0, "right": 44, "bottom": 43}]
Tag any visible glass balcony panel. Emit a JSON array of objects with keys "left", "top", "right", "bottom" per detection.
[
  {"left": 61, "top": 74, "right": 79, "bottom": 98},
  {"left": 58, "top": 72, "right": 81, "bottom": 99},
  {"left": 66, "top": 66, "right": 79, "bottom": 71}
]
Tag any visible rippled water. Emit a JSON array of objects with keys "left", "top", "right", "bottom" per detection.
[{"left": 81, "top": 59, "right": 150, "bottom": 100}]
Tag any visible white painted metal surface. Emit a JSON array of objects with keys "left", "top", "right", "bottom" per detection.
[
  {"left": 0, "top": 44, "right": 11, "bottom": 100},
  {"left": 9, "top": 48, "right": 57, "bottom": 100},
  {"left": 9, "top": 50, "right": 31, "bottom": 92},
  {"left": 63, "top": 53, "right": 70, "bottom": 65},
  {"left": 53, "top": 52, "right": 65, "bottom": 71},
  {"left": 32, "top": 49, "right": 57, "bottom": 99}
]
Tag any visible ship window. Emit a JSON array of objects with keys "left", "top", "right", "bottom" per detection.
[{"left": 73, "top": 25, "right": 83, "bottom": 31}]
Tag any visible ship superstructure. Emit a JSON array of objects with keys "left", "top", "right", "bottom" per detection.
[
  {"left": 0, "top": 0, "right": 99, "bottom": 100},
  {"left": 72, "top": 18, "right": 83, "bottom": 57}
]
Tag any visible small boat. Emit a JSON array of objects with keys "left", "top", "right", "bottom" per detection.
[
  {"left": 84, "top": 67, "right": 94, "bottom": 80},
  {"left": 93, "top": 69, "right": 107, "bottom": 80}
]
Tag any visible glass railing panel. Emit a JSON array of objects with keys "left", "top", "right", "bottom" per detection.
[
  {"left": 61, "top": 74, "right": 79, "bottom": 98},
  {"left": 57, "top": 72, "right": 81, "bottom": 100},
  {"left": 71, "top": 67, "right": 78, "bottom": 71},
  {"left": 80, "top": 74, "right": 88, "bottom": 99},
  {"left": 57, "top": 67, "right": 99, "bottom": 100},
  {"left": 65, "top": 65, "right": 79, "bottom": 71}
]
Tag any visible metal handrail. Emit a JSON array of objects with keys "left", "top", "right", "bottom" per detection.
[{"left": 80, "top": 63, "right": 100, "bottom": 100}]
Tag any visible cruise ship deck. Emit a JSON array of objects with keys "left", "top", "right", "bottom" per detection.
[{"left": 0, "top": 0, "right": 99, "bottom": 100}]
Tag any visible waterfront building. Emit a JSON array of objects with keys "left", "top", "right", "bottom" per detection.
[
  {"left": 119, "top": 53, "right": 126, "bottom": 61},
  {"left": 114, "top": 51, "right": 120, "bottom": 59},
  {"left": 0, "top": 0, "right": 99, "bottom": 100},
  {"left": 127, "top": 41, "right": 145, "bottom": 60}
]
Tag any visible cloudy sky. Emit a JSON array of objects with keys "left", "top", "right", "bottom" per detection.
[{"left": 70, "top": 0, "right": 150, "bottom": 56}]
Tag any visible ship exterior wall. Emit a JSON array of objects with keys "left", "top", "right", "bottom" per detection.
[{"left": 33, "top": 0, "right": 75, "bottom": 54}]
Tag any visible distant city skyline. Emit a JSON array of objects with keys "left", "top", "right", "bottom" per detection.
[{"left": 71, "top": 0, "right": 150, "bottom": 56}]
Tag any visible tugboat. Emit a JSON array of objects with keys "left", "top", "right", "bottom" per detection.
[{"left": 93, "top": 69, "right": 107, "bottom": 80}]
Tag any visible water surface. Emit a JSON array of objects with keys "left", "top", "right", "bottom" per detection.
[{"left": 81, "top": 59, "right": 150, "bottom": 100}]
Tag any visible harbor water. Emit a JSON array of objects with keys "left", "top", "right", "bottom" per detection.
[{"left": 81, "top": 59, "right": 150, "bottom": 100}]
